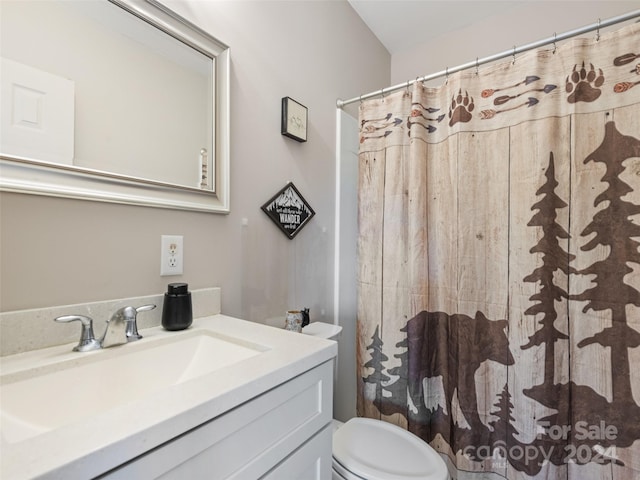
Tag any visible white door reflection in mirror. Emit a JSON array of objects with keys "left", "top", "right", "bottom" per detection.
[{"left": 1, "top": 58, "right": 75, "bottom": 165}]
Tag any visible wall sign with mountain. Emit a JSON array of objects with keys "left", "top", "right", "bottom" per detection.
[{"left": 261, "top": 182, "right": 315, "bottom": 239}]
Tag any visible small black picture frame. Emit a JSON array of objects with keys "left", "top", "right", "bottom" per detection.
[
  {"left": 281, "top": 97, "right": 308, "bottom": 142},
  {"left": 261, "top": 182, "right": 315, "bottom": 239}
]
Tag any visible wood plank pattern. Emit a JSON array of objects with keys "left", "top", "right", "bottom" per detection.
[{"left": 356, "top": 21, "right": 640, "bottom": 480}]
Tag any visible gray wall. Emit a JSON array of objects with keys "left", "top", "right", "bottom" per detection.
[{"left": 0, "top": 0, "right": 390, "bottom": 328}]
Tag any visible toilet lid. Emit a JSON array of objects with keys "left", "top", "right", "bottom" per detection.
[{"left": 333, "top": 418, "right": 448, "bottom": 480}]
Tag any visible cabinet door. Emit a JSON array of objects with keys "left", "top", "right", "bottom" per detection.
[
  {"left": 260, "top": 425, "right": 332, "bottom": 480},
  {"left": 104, "top": 361, "right": 333, "bottom": 479}
]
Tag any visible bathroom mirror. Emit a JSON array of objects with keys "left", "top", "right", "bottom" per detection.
[{"left": 0, "top": 0, "right": 230, "bottom": 213}]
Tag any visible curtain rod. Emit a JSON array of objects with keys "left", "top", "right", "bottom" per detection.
[{"left": 337, "top": 9, "right": 640, "bottom": 108}]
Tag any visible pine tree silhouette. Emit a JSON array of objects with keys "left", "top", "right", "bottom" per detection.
[
  {"left": 571, "top": 122, "right": 640, "bottom": 407},
  {"left": 521, "top": 153, "right": 574, "bottom": 388},
  {"left": 376, "top": 324, "right": 408, "bottom": 416},
  {"left": 488, "top": 384, "right": 547, "bottom": 475},
  {"left": 518, "top": 153, "right": 574, "bottom": 471},
  {"left": 488, "top": 383, "right": 519, "bottom": 443},
  {"left": 363, "top": 325, "right": 390, "bottom": 407},
  {"left": 387, "top": 333, "right": 408, "bottom": 390}
]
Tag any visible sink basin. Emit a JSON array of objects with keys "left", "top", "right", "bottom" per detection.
[{"left": 0, "top": 330, "right": 267, "bottom": 444}]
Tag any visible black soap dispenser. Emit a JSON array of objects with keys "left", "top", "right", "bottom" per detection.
[{"left": 162, "top": 283, "right": 193, "bottom": 331}]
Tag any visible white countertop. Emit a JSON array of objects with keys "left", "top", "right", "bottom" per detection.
[{"left": 0, "top": 315, "right": 337, "bottom": 479}]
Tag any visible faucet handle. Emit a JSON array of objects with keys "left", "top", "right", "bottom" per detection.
[
  {"left": 54, "top": 315, "right": 101, "bottom": 352},
  {"left": 123, "top": 304, "right": 156, "bottom": 341},
  {"left": 136, "top": 304, "right": 156, "bottom": 314}
]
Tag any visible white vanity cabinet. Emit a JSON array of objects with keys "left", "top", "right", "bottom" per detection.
[
  {"left": 0, "top": 314, "right": 337, "bottom": 480},
  {"left": 103, "top": 360, "right": 333, "bottom": 479}
]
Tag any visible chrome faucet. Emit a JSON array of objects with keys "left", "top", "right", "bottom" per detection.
[
  {"left": 55, "top": 304, "right": 156, "bottom": 352},
  {"left": 111, "top": 304, "right": 157, "bottom": 343},
  {"left": 100, "top": 308, "right": 130, "bottom": 348}
]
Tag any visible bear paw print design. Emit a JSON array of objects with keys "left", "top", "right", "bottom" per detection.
[
  {"left": 448, "top": 90, "right": 474, "bottom": 126},
  {"left": 566, "top": 62, "right": 604, "bottom": 103}
]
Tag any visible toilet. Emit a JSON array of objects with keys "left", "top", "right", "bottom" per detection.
[{"left": 302, "top": 322, "right": 450, "bottom": 480}]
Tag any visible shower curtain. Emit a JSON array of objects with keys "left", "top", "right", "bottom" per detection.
[{"left": 356, "top": 22, "right": 640, "bottom": 479}]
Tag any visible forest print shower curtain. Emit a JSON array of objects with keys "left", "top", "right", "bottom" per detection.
[{"left": 356, "top": 22, "right": 640, "bottom": 479}]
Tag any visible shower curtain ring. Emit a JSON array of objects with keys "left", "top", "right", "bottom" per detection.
[
  {"left": 475, "top": 57, "right": 479, "bottom": 75},
  {"left": 512, "top": 45, "right": 516, "bottom": 64},
  {"left": 553, "top": 33, "right": 557, "bottom": 54},
  {"left": 596, "top": 18, "right": 601, "bottom": 41},
  {"left": 445, "top": 67, "right": 449, "bottom": 84}
]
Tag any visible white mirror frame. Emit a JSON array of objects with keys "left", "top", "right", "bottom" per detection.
[{"left": 0, "top": 0, "right": 230, "bottom": 213}]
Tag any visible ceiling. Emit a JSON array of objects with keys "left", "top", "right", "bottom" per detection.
[
  {"left": 348, "top": 1, "right": 640, "bottom": 56},
  {"left": 347, "top": 1, "right": 521, "bottom": 54}
]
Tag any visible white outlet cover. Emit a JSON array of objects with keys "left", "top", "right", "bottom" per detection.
[{"left": 161, "top": 235, "right": 183, "bottom": 276}]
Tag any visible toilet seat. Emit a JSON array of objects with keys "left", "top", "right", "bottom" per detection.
[{"left": 332, "top": 418, "right": 448, "bottom": 480}]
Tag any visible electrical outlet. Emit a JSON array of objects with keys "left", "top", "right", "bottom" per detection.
[{"left": 161, "top": 235, "right": 183, "bottom": 276}]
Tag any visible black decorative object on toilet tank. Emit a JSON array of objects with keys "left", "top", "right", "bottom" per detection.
[
  {"left": 301, "top": 308, "right": 310, "bottom": 328},
  {"left": 162, "top": 283, "right": 193, "bottom": 331}
]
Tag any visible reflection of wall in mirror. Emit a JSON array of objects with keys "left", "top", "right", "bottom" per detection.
[
  {"left": 0, "top": 58, "right": 75, "bottom": 165},
  {"left": 0, "top": 0, "right": 211, "bottom": 188}
]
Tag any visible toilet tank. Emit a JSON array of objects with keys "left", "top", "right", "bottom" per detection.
[{"left": 302, "top": 322, "right": 343, "bottom": 341}]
